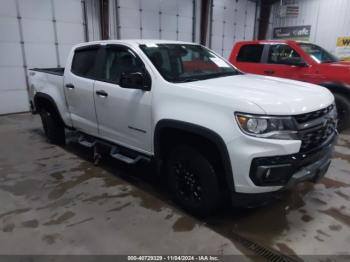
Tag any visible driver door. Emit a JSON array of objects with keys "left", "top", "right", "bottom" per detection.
[
  {"left": 264, "top": 44, "right": 307, "bottom": 80},
  {"left": 93, "top": 45, "right": 152, "bottom": 154}
]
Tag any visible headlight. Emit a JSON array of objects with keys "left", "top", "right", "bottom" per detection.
[{"left": 235, "top": 113, "right": 298, "bottom": 139}]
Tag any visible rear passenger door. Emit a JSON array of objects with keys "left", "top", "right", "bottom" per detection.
[
  {"left": 234, "top": 44, "right": 267, "bottom": 74},
  {"left": 93, "top": 45, "right": 152, "bottom": 154},
  {"left": 64, "top": 45, "right": 101, "bottom": 136}
]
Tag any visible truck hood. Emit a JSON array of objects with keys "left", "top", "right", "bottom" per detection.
[
  {"left": 326, "top": 61, "right": 350, "bottom": 66},
  {"left": 319, "top": 61, "right": 350, "bottom": 71},
  {"left": 319, "top": 61, "right": 350, "bottom": 77},
  {"left": 182, "top": 74, "right": 334, "bottom": 115},
  {"left": 317, "top": 62, "right": 350, "bottom": 86}
]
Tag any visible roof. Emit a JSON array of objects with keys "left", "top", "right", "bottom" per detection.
[
  {"left": 75, "top": 39, "right": 197, "bottom": 47},
  {"left": 235, "top": 39, "right": 310, "bottom": 45}
]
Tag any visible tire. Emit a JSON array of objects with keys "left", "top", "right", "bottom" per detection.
[
  {"left": 334, "top": 93, "right": 350, "bottom": 132},
  {"left": 39, "top": 107, "right": 65, "bottom": 145},
  {"left": 166, "top": 145, "right": 221, "bottom": 216}
]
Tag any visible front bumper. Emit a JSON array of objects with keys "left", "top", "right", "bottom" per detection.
[
  {"left": 249, "top": 133, "right": 336, "bottom": 187},
  {"left": 228, "top": 133, "right": 336, "bottom": 207},
  {"left": 226, "top": 131, "right": 337, "bottom": 194}
]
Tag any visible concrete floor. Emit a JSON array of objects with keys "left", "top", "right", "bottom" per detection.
[{"left": 1, "top": 113, "right": 350, "bottom": 259}]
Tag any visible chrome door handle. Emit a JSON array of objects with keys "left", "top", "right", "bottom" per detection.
[
  {"left": 96, "top": 90, "right": 108, "bottom": 97},
  {"left": 65, "top": 84, "right": 75, "bottom": 89}
]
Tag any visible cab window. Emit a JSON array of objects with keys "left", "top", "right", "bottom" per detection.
[
  {"left": 237, "top": 44, "right": 264, "bottom": 63},
  {"left": 267, "top": 44, "right": 301, "bottom": 64},
  {"left": 71, "top": 47, "right": 100, "bottom": 78},
  {"left": 100, "top": 46, "right": 145, "bottom": 84}
]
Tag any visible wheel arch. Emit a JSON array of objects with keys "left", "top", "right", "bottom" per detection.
[
  {"left": 34, "top": 92, "right": 66, "bottom": 127},
  {"left": 154, "top": 119, "right": 235, "bottom": 193}
]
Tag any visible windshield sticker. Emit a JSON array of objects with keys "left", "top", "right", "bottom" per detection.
[
  {"left": 145, "top": 43, "right": 158, "bottom": 48},
  {"left": 209, "top": 57, "right": 230, "bottom": 68}
]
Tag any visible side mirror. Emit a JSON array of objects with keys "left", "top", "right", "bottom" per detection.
[
  {"left": 119, "top": 72, "right": 151, "bottom": 91},
  {"left": 282, "top": 57, "right": 307, "bottom": 67}
]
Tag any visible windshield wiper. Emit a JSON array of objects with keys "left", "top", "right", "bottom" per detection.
[
  {"left": 177, "top": 78, "right": 201, "bottom": 83},
  {"left": 176, "top": 71, "right": 240, "bottom": 83},
  {"left": 322, "top": 60, "right": 336, "bottom": 63}
]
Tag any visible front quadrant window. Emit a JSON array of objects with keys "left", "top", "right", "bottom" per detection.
[{"left": 140, "top": 44, "right": 240, "bottom": 83}]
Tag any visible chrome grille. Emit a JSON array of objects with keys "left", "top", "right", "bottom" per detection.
[{"left": 295, "top": 104, "right": 335, "bottom": 124}]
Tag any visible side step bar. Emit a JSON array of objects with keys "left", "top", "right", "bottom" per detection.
[
  {"left": 78, "top": 135, "right": 96, "bottom": 148},
  {"left": 74, "top": 133, "right": 150, "bottom": 165},
  {"left": 110, "top": 147, "right": 149, "bottom": 164}
]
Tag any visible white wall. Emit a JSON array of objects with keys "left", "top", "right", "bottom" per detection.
[
  {"left": 268, "top": 0, "right": 350, "bottom": 54},
  {"left": 210, "top": 0, "right": 257, "bottom": 58},
  {"left": 109, "top": 0, "right": 198, "bottom": 42},
  {"left": 85, "top": 0, "right": 101, "bottom": 41},
  {"left": 0, "top": 0, "right": 89, "bottom": 114}
]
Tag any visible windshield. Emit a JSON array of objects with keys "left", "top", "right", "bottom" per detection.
[
  {"left": 298, "top": 43, "right": 339, "bottom": 63},
  {"left": 139, "top": 44, "right": 240, "bottom": 83}
]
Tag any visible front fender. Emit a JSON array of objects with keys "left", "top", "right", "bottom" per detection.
[{"left": 154, "top": 119, "right": 235, "bottom": 193}]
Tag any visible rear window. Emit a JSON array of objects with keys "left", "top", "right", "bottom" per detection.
[
  {"left": 237, "top": 44, "right": 264, "bottom": 63},
  {"left": 71, "top": 47, "right": 99, "bottom": 78}
]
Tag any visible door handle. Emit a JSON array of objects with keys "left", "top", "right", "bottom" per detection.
[
  {"left": 264, "top": 70, "right": 275, "bottom": 74},
  {"left": 96, "top": 90, "right": 108, "bottom": 97},
  {"left": 65, "top": 84, "right": 75, "bottom": 89}
]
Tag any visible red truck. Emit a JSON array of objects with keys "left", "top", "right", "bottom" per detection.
[{"left": 229, "top": 40, "right": 350, "bottom": 131}]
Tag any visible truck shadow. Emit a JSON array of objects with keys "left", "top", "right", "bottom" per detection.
[
  {"left": 56, "top": 131, "right": 314, "bottom": 257},
  {"left": 21, "top": 115, "right": 350, "bottom": 258}
]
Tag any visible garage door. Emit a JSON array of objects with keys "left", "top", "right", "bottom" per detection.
[
  {"left": 117, "top": 0, "right": 195, "bottom": 42},
  {"left": 210, "top": 0, "right": 256, "bottom": 58},
  {"left": 0, "top": 0, "right": 86, "bottom": 115}
]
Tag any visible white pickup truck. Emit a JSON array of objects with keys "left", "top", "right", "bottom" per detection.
[{"left": 28, "top": 40, "right": 337, "bottom": 215}]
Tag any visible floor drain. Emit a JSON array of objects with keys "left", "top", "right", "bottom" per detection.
[{"left": 230, "top": 232, "right": 302, "bottom": 262}]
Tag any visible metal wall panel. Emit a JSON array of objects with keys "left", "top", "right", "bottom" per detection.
[
  {"left": 116, "top": 0, "right": 195, "bottom": 42},
  {"left": 0, "top": 17, "right": 20, "bottom": 42},
  {"left": 0, "top": 0, "right": 17, "bottom": 16},
  {"left": 85, "top": 0, "right": 101, "bottom": 41},
  {"left": 54, "top": 0, "right": 84, "bottom": 23},
  {"left": 210, "top": 0, "right": 257, "bottom": 58},
  {"left": 268, "top": 0, "right": 350, "bottom": 54},
  {"left": 24, "top": 44, "right": 57, "bottom": 68},
  {"left": 0, "top": 90, "right": 30, "bottom": 115},
  {"left": 0, "top": 0, "right": 28, "bottom": 114},
  {"left": 0, "top": 0, "right": 88, "bottom": 114}
]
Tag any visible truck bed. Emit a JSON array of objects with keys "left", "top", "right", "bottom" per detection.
[
  {"left": 28, "top": 67, "right": 66, "bottom": 114},
  {"left": 29, "top": 67, "right": 64, "bottom": 76}
]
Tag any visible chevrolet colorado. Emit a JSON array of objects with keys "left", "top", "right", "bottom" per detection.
[
  {"left": 229, "top": 40, "right": 350, "bottom": 131},
  {"left": 28, "top": 40, "right": 337, "bottom": 215}
]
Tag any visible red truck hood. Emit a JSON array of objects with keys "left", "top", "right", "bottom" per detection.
[
  {"left": 320, "top": 61, "right": 350, "bottom": 69},
  {"left": 317, "top": 61, "right": 350, "bottom": 85}
]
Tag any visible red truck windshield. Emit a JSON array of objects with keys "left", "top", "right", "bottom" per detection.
[
  {"left": 298, "top": 43, "right": 339, "bottom": 64},
  {"left": 140, "top": 44, "right": 239, "bottom": 83}
]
